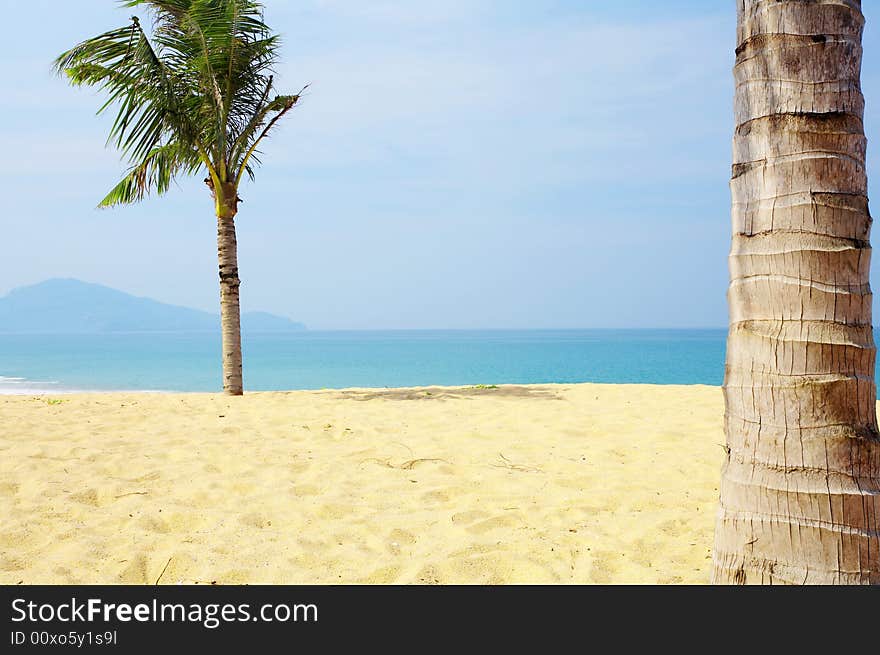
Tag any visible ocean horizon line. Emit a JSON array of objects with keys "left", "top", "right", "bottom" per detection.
[{"left": 0, "top": 326, "right": 731, "bottom": 335}]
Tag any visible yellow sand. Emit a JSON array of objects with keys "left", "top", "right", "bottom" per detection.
[{"left": 0, "top": 384, "right": 725, "bottom": 584}]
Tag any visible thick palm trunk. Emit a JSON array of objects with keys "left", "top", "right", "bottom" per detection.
[
  {"left": 217, "top": 209, "right": 243, "bottom": 396},
  {"left": 712, "top": 0, "right": 880, "bottom": 584}
]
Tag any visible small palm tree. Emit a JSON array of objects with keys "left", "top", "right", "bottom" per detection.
[{"left": 55, "top": 0, "right": 304, "bottom": 395}]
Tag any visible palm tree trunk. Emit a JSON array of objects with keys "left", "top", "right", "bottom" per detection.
[
  {"left": 217, "top": 210, "right": 243, "bottom": 396},
  {"left": 712, "top": 0, "right": 880, "bottom": 584}
]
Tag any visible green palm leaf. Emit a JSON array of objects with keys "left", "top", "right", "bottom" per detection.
[{"left": 55, "top": 0, "right": 303, "bottom": 207}]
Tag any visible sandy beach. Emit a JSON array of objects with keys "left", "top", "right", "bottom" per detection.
[{"left": 1, "top": 383, "right": 725, "bottom": 584}]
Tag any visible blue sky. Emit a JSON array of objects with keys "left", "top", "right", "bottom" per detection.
[{"left": 0, "top": 0, "right": 878, "bottom": 329}]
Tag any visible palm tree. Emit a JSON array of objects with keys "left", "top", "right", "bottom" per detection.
[
  {"left": 54, "top": 0, "right": 304, "bottom": 395},
  {"left": 713, "top": 0, "right": 880, "bottom": 583}
]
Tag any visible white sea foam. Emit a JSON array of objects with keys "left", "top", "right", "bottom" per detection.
[
  {"left": 0, "top": 376, "right": 174, "bottom": 395},
  {"left": 0, "top": 375, "right": 68, "bottom": 395}
]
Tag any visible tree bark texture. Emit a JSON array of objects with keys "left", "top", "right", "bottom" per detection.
[
  {"left": 712, "top": 0, "right": 880, "bottom": 584},
  {"left": 217, "top": 209, "right": 243, "bottom": 396}
]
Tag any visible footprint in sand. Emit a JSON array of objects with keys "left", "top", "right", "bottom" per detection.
[
  {"left": 188, "top": 490, "right": 215, "bottom": 507},
  {"left": 316, "top": 504, "right": 351, "bottom": 520},
  {"left": 415, "top": 564, "right": 443, "bottom": 584},
  {"left": 450, "top": 544, "right": 504, "bottom": 557},
  {"left": 448, "top": 553, "right": 508, "bottom": 584},
  {"left": 465, "top": 514, "right": 523, "bottom": 535},
  {"left": 129, "top": 469, "right": 159, "bottom": 481},
  {"left": 70, "top": 488, "right": 107, "bottom": 507},
  {"left": 386, "top": 528, "right": 416, "bottom": 555},
  {"left": 138, "top": 515, "right": 171, "bottom": 534},
  {"left": 659, "top": 518, "right": 688, "bottom": 536},
  {"left": 420, "top": 489, "right": 451, "bottom": 504},
  {"left": 0, "top": 555, "right": 26, "bottom": 572},
  {"left": 588, "top": 550, "right": 619, "bottom": 583},
  {"left": 450, "top": 510, "right": 489, "bottom": 525},
  {"left": 556, "top": 475, "right": 594, "bottom": 491},
  {"left": 293, "top": 484, "right": 320, "bottom": 497},
  {"left": 631, "top": 538, "right": 659, "bottom": 568},
  {"left": 0, "top": 481, "right": 20, "bottom": 496},
  {"left": 296, "top": 537, "right": 328, "bottom": 553},
  {"left": 359, "top": 565, "right": 401, "bottom": 584},
  {"left": 609, "top": 448, "right": 629, "bottom": 462},
  {"left": 118, "top": 552, "right": 184, "bottom": 584},
  {"left": 118, "top": 554, "right": 150, "bottom": 584},
  {"left": 239, "top": 512, "right": 271, "bottom": 529},
  {"left": 388, "top": 528, "right": 417, "bottom": 545},
  {"left": 229, "top": 481, "right": 256, "bottom": 495},
  {"left": 290, "top": 460, "right": 311, "bottom": 474},
  {"left": 0, "top": 529, "right": 33, "bottom": 550}
]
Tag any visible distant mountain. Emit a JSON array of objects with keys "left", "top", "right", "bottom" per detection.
[{"left": 0, "top": 279, "right": 306, "bottom": 334}]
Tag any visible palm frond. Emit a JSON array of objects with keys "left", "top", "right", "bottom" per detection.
[
  {"left": 231, "top": 88, "right": 304, "bottom": 184},
  {"left": 99, "top": 141, "right": 201, "bottom": 207},
  {"left": 57, "top": 0, "right": 303, "bottom": 206}
]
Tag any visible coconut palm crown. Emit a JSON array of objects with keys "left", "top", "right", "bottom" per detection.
[{"left": 54, "top": 0, "right": 304, "bottom": 395}]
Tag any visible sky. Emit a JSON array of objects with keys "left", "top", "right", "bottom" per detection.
[{"left": 0, "top": 0, "right": 878, "bottom": 330}]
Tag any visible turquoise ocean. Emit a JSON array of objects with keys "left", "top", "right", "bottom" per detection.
[{"left": 0, "top": 329, "right": 727, "bottom": 394}]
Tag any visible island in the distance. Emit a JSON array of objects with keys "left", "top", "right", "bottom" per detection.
[{"left": 0, "top": 279, "right": 306, "bottom": 333}]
